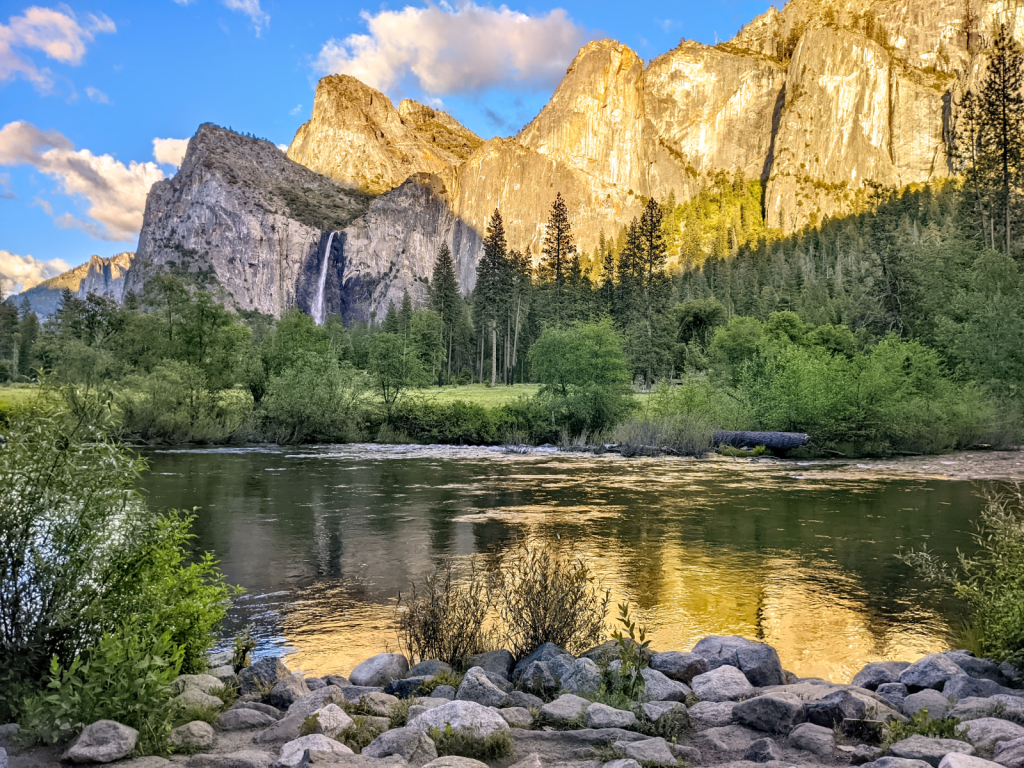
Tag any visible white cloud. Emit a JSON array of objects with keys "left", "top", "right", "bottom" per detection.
[
  {"left": 0, "top": 6, "right": 116, "bottom": 90},
  {"left": 316, "top": 2, "right": 587, "bottom": 95},
  {"left": 152, "top": 137, "right": 189, "bottom": 167},
  {"left": 0, "top": 249, "right": 70, "bottom": 293},
  {"left": 0, "top": 172, "right": 13, "bottom": 199},
  {"left": 223, "top": 0, "right": 269, "bottom": 35},
  {"left": 85, "top": 85, "right": 109, "bottom": 103},
  {"left": 0, "top": 120, "right": 165, "bottom": 241},
  {"left": 276, "top": 143, "right": 288, "bottom": 152},
  {"left": 289, "top": 103, "right": 302, "bottom": 115}
]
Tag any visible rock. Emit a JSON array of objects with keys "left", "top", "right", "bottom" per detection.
[
  {"left": 507, "top": 691, "right": 544, "bottom": 710},
  {"left": 408, "top": 660, "right": 453, "bottom": 678},
  {"left": 219, "top": 709, "right": 279, "bottom": 731},
  {"left": 254, "top": 715, "right": 306, "bottom": 745},
  {"left": 692, "top": 635, "right": 785, "bottom": 686},
  {"left": 170, "top": 721, "right": 216, "bottom": 751},
  {"left": 904, "top": 690, "right": 952, "bottom": 720},
  {"left": 853, "top": 746, "right": 886, "bottom": 764},
  {"left": 385, "top": 676, "right": 432, "bottom": 699},
  {"left": 208, "top": 650, "right": 234, "bottom": 668},
  {"left": 305, "top": 678, "right": 326, "bottom": 691},
  {"left": 336, "top": 686, "right": 384, "bottom": 702},
  {"left": 210, "top": 665, "right": 237, "bottom": 681},
  {"left": 507, "top": 756, "right": 543, "bottom": 768},
  {"left": 642, "top": 701, "right": 689, "bottom": 724},
  {"left": 287, "top": 687, "right": 348, "bottom": 719},
  {"left": 941, "top": 756, "right": 1006, "bottom": 768},
  {"left": 498, "top": 707, "right": 533, "bottom": 728},
  {"left": 581, "top": 639, "right": 654, "bottom": 667},
  {"left": 804, "top": 689, "right": 869, "bottom": 727},
  {"left": 995, "top": 737, "right": 1024, "bottom": 768},
  {"left": 854, "top": 662, "right": 914, "bottom": 691},
  {"left": 421, "top": 759, "right": 490, "bottom": 768},
  {"left": 689, "top": 701, "right": 737, "bottom": 730},
  {"left": 540, "top": 693, "right": 591, "bottom": 725},
  {"left": 733, "top": 692, "right": 806, "bottom": 733},
  {"left": 650, "top": 652, "right": 710, "bottom": 684},
  {"left": 615, "top": 736, "right": 679, "bottom": 766},
  {"left": 312, "top": 704, "right": 354, "bottom": 738},
  {"left": 269, "top": 677, "right": 312, "bottom": 710},
  {"left": 0, "top": 724, "right": 19, "bottom": 745},
  {"left": 890, "top": 735, "right": 976, "bottom": 767},
  {"left": 455, "top": 666, "right": 509, "bottom": 707},
  {"left": 691, "top": 664, "right": 756, "bottom": 702},
  {"left": 1001, "top": 664, "right": 1024, "bottom": 687},
  {"left": 603, "top": 761, "right": 642, "bottom": 768},
  {"left": 672, "top": 744, "right": 702, "bottom": 763},
  {"left": 407, "top": 700, "right": 510, "bottom": 739},
  {"left": 231, "top": 702, "right": 283, "bottom": 719},
  {"left": 789, "top": 722, "right": 836, "bottom": 756},
  {"left": 239, "top": 658, "right": 291, "bottom": 696},
  {"left": 466, "top": 650, "right": 513, "bottom": 678},
  {"left": 512, "top": 643, "right": 572, "bottom": 680},
  {"left": 323, "top": 676, "right": 350, "bottom": 688},
  {"left": 113, "top": 759, "right": 172, "bottom": 768},
  {"left": 744, "top": 737, "right": 782, "bottom": 762},
  {"left": 173, "top": 688, "right": 225, "bottom": 710},
  {"left": 276, "top": 735, "right": 353, "bottom": 768},
  {"left": 186, "top": 752, "right": 276, "bottom": 768},
  {"left": 561, "top": 658, "right": 604, "bottom": 696},
  {"left": 430, "top": 686, "right": 457, "bottom": 700},
  {"left": 901, "top": 656, "right": 968, "bottom": 692},
  {"left": 862, "top": 759, "right": 935, "bottom": 768},
  {"left": 945, "top": 676, "right": 1020, "bottom": 701},
  {"left": 173, "top": 674, "right": 225, "bottom": 695},
  {"left": 951, "top": 697, "right": 1024, "bottom": 724},
  {"left": 585, "top": 703, "right": 637, "bottom": 729},
  {"left": 361, "top": 715, "right": 392, "bottom": 732},
  {"left": 349, "top": 653, "right": 409, "bottom": 687},
  {"left": 694, "top": 724, "right": 764, "bottom": 753},
  {"left": 963, "top": 719, "right": 1024, "bottom": 753},
  {"left": 63, "top": 720, "right": 139, "bottom": 764},
  {"left": 947, "top": 655, "right": 1012, "bottom": 686},
  {"left": 640, "top": 667, "right": 690, "bottom": 702},
  {"left": 878, "top": 683, "right": 910, "bottom": 710},
  {"left": 363, "top": 725, "right": 438, "bottom": 765},
  {"left": 0, "top": 747, "right": 6, "bottom": 768}
]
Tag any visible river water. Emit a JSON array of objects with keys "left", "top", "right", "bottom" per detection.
[{"left": 140, "top": 445, "right": 1019, "bottom": 684}]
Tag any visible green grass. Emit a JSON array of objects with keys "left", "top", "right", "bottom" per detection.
[
  {"left": 411, "top": 383, "right": 541, "bottom": 407},
  {"left": 0, "top": 385, "right": 40, "bottom": 411}
]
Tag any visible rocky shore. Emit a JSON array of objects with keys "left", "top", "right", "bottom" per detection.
[{"left": 5, "top": 636, "right": 1024, "bottom": 768}]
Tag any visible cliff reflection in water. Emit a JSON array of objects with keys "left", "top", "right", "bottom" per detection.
[{"left": 141, "top": 446, "right": 976, "bottom": 681}]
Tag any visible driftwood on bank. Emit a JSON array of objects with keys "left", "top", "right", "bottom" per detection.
[{"left": 713, "top": 430, "right": 810, "bottom": 451}]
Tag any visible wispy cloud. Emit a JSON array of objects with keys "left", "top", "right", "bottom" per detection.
[
  {"left": 0, "top": 120, "right": 165, "bottom": 241},
  {"left": 0, "top": 171, "right": 13, "bottom": 199},
  {"left": 85, "top": 85, "right": 109, "bottom": 103},
  {"left": 222, "top": 0, "right": 269, "bottom": 36},
  {"left": 289, "top": 103, "right": 302, "bottom": 115},
  {"left": 316, "top": 2, "right": 588, "bottom": 96},
  {"left": 0, "top": 249, "right": 70, "bottom": 293},
  {"left": 0, "top": 6, "right": 116, "bottom": 91}
]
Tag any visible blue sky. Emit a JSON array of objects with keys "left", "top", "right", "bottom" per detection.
[{"left": 0, "top": 0, "right": 773, "bottom": 291}]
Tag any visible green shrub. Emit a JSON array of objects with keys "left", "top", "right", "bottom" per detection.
[
  {"left": 883, "top": 710, "right": 966, "bottom": 749},
  {"left": 338, "top": 716, "right": 388, "bottom": 753},
  {"left": 428, "top": 724, "right": 514, "bottom": 760},
  {"left": 610, "top": 413, "right": 716, "bottom": 457},
  {"left": 416, "top": 671, "right": 465, "bottom": 695},
  {"left": 609, "top": 603, "right": 650, "bottom": 702}
]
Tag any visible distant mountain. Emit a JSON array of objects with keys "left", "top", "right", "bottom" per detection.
[{"left": 17, "top": 252, "right": 134, "bottom": 317}]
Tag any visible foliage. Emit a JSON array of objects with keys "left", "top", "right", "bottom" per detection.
[
  {"left": 397, "top": 560, "right": 494, "bottom": 667},
  {"left": 883, "top": 710, "right": 966, "bottom": 750},
  {"left": 338, "top": 716, "right": 388, "bottom": 753},
  {"left": 232, "top": 625, "right": 257, "bottom": 672},
  {"left": 415, "top": 671, "right": 465, "bottom": 695},
  {"left": 369, "top": 332, "right": 425, "bottom": 411},
  {"left": 900, "top": 487, "right": 1024, "bottom": 663},
  {"left": 610, "top": 603, "right": 651, "bottom": 702},
  {"left": 495, "top": 540, "right": 610, "bottom": 658},
  {"left": 428, "top": 724, "right": 514, "bottom": 760}
]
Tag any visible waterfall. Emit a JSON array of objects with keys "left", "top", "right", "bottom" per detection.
[{"left": 312, "top": 231, "right": 336, "bottom": 325}]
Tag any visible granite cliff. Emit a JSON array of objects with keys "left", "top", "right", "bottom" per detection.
[{"left": 18, "top": 252, "right": 134, "bottom": 317}]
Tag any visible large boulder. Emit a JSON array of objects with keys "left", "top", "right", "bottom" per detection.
[
  {"left": 878, "top": 683, "right": 910, "bottom": 711},
  {"left": 274, "top": 734, "right": 352, "bottom": 767},
  {"left": 789, "top": 722, "right": 836, "bottom": 756},
  {"left": 267, "top": 676, "right": 311, "bottom": 710},
  {"left": 614, "top": 736, "right": 678, "bottom": 766},
  {"left": 694, "top": 724, "right": 764, "bottom": 753},
  {"left": 641, "top": 667, "right": 690, "bottom": 702},
  {"left": 358, "top": 692, "right": 402, "bottom": 716},
  {"left": 689, "top": 701, "right": 737, "bottom": 730},
  {"left": 584, "top": 702, "right": 636, "bottom": 729},
  {"left": 745, "top": 737, "right": 782, "bottom": 762},
  {"left": 349, "top": 653, "right": 409, "bottom": 687},
  {"left": 643, "top": 701, "right": 689, "bottom": 725},
  {"left": 650, "top": 651, "right": 710, "bottom": 684},
  {"left": 466, "top": 650, "right": 514, "bottom": 678},
  {"left": 512, "top": 643, "right": 573, "bottom": 679},
  {"left": 945, "top": 676, "right": 1020, "bottom": 701},
  {"left": 890, "top": 735, "right": 976, "bottom": 767},
  {"left": 692, "top": 664, "right": 755, "bottom": 701},
  {"left": 539, "top": 693, "right": 591, "bottom": 725},
  {"left": 312, "top": 703, "right": 354, "bottom": 738},
  {"left": 901, "top": 655, "right": 968, "bottom": 692},
  {"left": 172, "top": 688, "right": 224, "bottom": 710},
  {"left": 422, "top": 759, "right": 489, "bottom": 768},
  {"left": 239, "top": 657, "right": 290, "bottom": 696},
  {"left": 941, "top": 756, "right": 1006, "bottom": 768},
  {"left": 63, "top": 720, "right": 138, "bottom": 764},
  {"left": 455, "top": 666, "right": 509, "bottom": 708},
  {"left": 498, "top": 707, "right": 533, "bottom": 728},
  {"left": 581, "top": 639, "right": 653, "bottom": 667},
  {"left": 962, "top": 719, "right": 1024, "bottom": 753},
  {"left": 407, "top": 700, "right": 510, "bottom": 739},
  {"left": 946, "top": 654, "right": 1012, "bottom": 686},
  {"left": 904, "top": 690, "right": 951, "bottom": 720},
  {"left": 804, "top": 689, "right": 869, "bottom": 727},
  {"left": 230, "top": 701, "right": 282, "bottom": 719},
  {"left": 363, "top": 725, "right": 438, "bottom": 765},
  {"left": 692, "top": 636, "right": 785, "bottom": 686},
  {"left": 950, "top": 696, "right": 1024, "bottom": 723},
  {"left": 218, "top": 709, "right": 278, "bottom": 731},
  {"left": 733, "top": 692, "right": 806, "bottom": 734},
  {"left": 995, "top": 736, "right": 1024, "bottom": 768},
  {"left": 172, "top": 674, "right": 224, "bottom": 695},
  {"left": 170, "top": 721, "right": 216, "bottom": 751},
  {"left": 408, "top": 660, "right": 453, "bottom": 678},
  {"left": 385, "top": 676, "right": 433, "bottom": 699},
  {"left": 560, "top": 657, "right": 603, "bottom": 695},
  {"left": 853, "top": 662, "right": 913, "bottom": 691}
]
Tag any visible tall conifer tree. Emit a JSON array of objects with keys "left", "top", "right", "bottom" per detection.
[
  {"left": 429, "top": 242, "right": 461, "bottom": 384},
  {"left": 538, "top": 193, "right": 577, "bottom": 326}
]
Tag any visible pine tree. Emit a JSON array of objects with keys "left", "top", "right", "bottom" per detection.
[
  {"left": 474, "top": 209, "right": 510, "bottom": 384},
  {"left": 399, "top": 290, "right": 413, "bottom": 338},
  {"left": 429, "top": 242, "right": 462, "bottom": 384},
  {"left": 537, "top": 192, "right": 577, "bottom": 326}
]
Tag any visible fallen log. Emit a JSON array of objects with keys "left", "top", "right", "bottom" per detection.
[{"left": 713, "top": 430, "right": 810, "bottom": 451}]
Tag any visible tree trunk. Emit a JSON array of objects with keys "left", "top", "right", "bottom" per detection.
[{"left": 491, "top": 324, "right": 497, "bottom": 386}]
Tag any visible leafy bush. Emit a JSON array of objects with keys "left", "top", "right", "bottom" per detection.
[
  {"left": 883, "top": 710, "right": 966, "bottom": 749},
  {"left": 338, "top": 716, "right": 389, "bottom": 753},
  {"left": 610, "top": 603, "right": 650, "bottom": 702},
  {"left": 610, "top": 413, "right": 716, "bottom": 457},
  {"left": 397, "top": 561, "right": 494, "bottom": 667},
  {"left": 428, "top": 724, "right": 514, "bottom": 760},
  {"left": 901, "top": 487, "right": 1024, "bottom": 663},
  {"left": 19, "top": 624, "right": 183, "bottom": 754},
  {"left": 495, "top": 541, "right": 610, "bottom": 658},
  {"left": 416, "top": 671, "right": 465, "bottom": 695}
]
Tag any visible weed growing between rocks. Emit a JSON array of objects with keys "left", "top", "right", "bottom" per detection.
[
  {"left": 338, "top": 716, "right": 388, "bottom": 753},
  {"left": 172, "top": 703, "right": 221, "bottom": 728},
  {"left": 417, "top": 671, "right": 465, "bottom": 695},
  {"left": 636, "top": 709, "right": 691, "bottom": 741},
  {"left": 388, "top": 699, "right": 412, "bottom": 729},
  {"left": 427, "top": 724, "right": 514, "bottom": 760},
  {"left": 882, "top": 710, "right": 967, "bottom": 750},
  {"left": 300, "top": 714, "right": 319, "bottom": 737}
]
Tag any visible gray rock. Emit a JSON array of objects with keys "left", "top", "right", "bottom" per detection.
[
  {"left": 507, "top": 690, "right": 544, "bottom": 709},
  {"left": 455, "top": 667, "right": 509, "bottom": 708},
  {"left": 363, "top": 725, "right": 438, "bottom": 765},
  {"left": 305, "top": 678, "right": 326, "bottom": 691},
  {"left": 962, "top": 719, "right": 1024, "bottom": 752},
  {"left": 945, "top": 676, "right": 1021, "bottom": 701},
  {"left": 642, "top": 701, "right": 689, "bottom": 724},
  {"left": 692, "top": 635, "right": 785, "bottom": 686},
  {"left": 694, "top": 724, "right": 763, "bottom": 753},
  {"left": 513, "top": 642, "right": 572, "bottom": 680},
  {"left": 878, "top": 683, "right": 910, "bottom": 710},
  {"left": 0, "top": 747, "right": 6, "bottom": 768},
  {"left": 561, "top": 657, "right": 604, "bottom": 696},
  {"left": 408, "top": 660, "right": 453, "bottom": 678},
  {"left": 170, "top": 721, "right": 216, "bottom": 751},
  {"left": 540, "top": 693, "right": 591, "bottom": 725},
  {"left": 650, "top": 651, "right": 710, "bottom": 684},
  {"left": 239, "top": 658, "right": 290, "bottom": 696},
  {"left": 692, "top": 664, "right": 756, "bottom": 702},
  {"left": 0, "top": 724, "right": 19, "bottom": 745},
  {"left": 111, "top": 758, "right": 172, "bottom": 768},
  {"left": 789, "top": 722, "right": 835, "bottom": 756},
  {"left": 947, "top": 654, "right": 1011, "bottom": 686},
  {"left": 516, "top": 660, "right": 560, "bottom": 692},
  {"left": 689, "top": 701, "right": 737, "bottom": 730},
  {"left": 805, "top": 689, "right": 869, "bottom": 727},
  {"left": 385, "top": 676, "right": 433, "bottom": 699},
  {"left": 359, "top": 692, "right": 402, "bottom": 715},
  {"left": 466, "top": 650, "right": 514, "bottom": 678},
  {"left": 421, "top": 759, "right": 489, "bottom": 768},
  {"left": 641, "top": 667, "right": 690, "bottom": 702},
  {"left": 995, "top": 736, "right": 1024, "bottom": 768},
  {"left": 210, "top": 665, "right": 237, "bottom": 681},
  {"left": 603, "top": 761, "right": 642, "bottom": 768},
  {"left": 323, "top": 675, "right": 350, "bottom": 688},
  {"left": 853, "top": 662, "right": 913, "bottom": 691},
  {"left": 733, "top": 692, "right": 806, "bottom": 733},
  {"left": 581, "top": 639, "right": 653, "bottom": 667},
  {"left": 585, "top": 703, "right": 637, "bottom": 729},
  {"left": 407, "top": 700, "right": 510, "bottom": 739},
  {"left": 507, "top": 755, "right": 543, "bottom": 768},
  {"left": 269, "top": 676, "right": 312, "bottom": 710},
  {"left": 219, "top": 709, "right": 279, "bottom": 731},
  {"left": 891, "top": 735, "right": 976, "bottom": 767},
  {"left": 614, "top": 736, "right": 678, "bottom": 766},
  {"left": 852, "top": 745, "right": 886, "bottom": 764},
  {"left": 940, "top": 756, "right": 1005, "bottom": 768},
  {"left": 1001, "top": 664, "right": 1024, "bottom": 687},
  {"left": 950, "top": 697, "right": 1024, "bottom": 724},
  {"left": 287, "top": 687, "right": 348, "bottom": 719},
  {"left": 672, "top": 744, "right": 702, "bottom": 763},
  {"left": 173, "top": 674, "right": 225, "bottom": 695},
  {"left": 862, "top": 759, "right": 935, "bottom": 768},
  {"left": 744, "top": 737, "right": 782, "bottom": 762},
  {"left": 430, "top": 686, "right": 457, "bottom": 699},
  {"left": 336, "top": 686, "right": 384, "bottom": 702},
  {"left": 498, "top": 707, "right": 533, "bottom": 728},
  {"left": 186, "top": 752, "right": 276, "bottom": 768},
  {"left": 173, "top": 688, "right": 225, "bottom": 709},
  {"left": 231, "top": 701, "right": 282, "bottom": 718},
  {"left": 901, "top": 655, "right": 968, "bottom": 692},
  {"left": 276, "top": 735, "right": 352, "bottom": 768},
  {"left": 254, "top": 714, "right": 306, "bottom": 744},
  {"left": 905, "top": 690, "right": 951, "bottom": 720},
  {"left": 63, "top": 720, "right": 139, "bottom": 764},
  {"left": 349, "top": 653, "right": 409, "bottom": 687},
  {"left": 312, "top": 704, "right": 355, "bottom": 738}
]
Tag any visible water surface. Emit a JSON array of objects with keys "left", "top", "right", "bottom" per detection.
[{"left": 140, "top": 444, "right": 998, "bottom": 683}]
